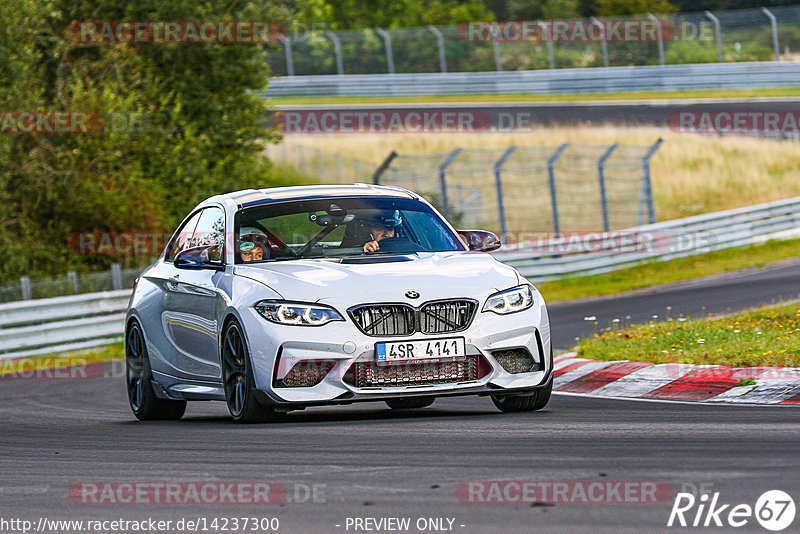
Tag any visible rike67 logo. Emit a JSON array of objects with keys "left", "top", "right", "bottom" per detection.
[{"left": 668, "top": 490, "right": 796, "bottom": 531}]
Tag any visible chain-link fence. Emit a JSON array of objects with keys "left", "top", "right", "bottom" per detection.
[
  {"left": 267, "top": 142, "right": 376, "bottom": 184},
  {"left": 0, "top": 265, "right": 140, "bottom": 304},
  {"left": 268, "top": 5, "right": 800, "bottom": 76},
  {"left": 373, "top": 142, "right": 662, "bottom": 237}
]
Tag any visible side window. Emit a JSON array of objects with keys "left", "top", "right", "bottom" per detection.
[
  {"left": 192, "top": 206, "right": 225, "bottom": 263},
  {"left": 165, "top": 210, "right": 203, "bottom": 262}
]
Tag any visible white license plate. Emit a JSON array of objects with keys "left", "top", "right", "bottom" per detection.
[{"left": 376, "top": 338, "right": 466, "bottom": 364}]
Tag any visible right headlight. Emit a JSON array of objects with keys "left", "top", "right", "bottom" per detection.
[
  {"left": 482, "top": 285, "right": 534, "bottom": 315},
  {"left": 254, "top": 300, "right": 344, "bottom": 326}
]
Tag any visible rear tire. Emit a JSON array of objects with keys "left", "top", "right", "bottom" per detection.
[
  {"left": 386, "top": 397, "right": 435, "bottom": 410},
  {"left": 221, "top": 320, "right": 282, "bottom": 424},
  {"left": 491, "top": 382, "right": 551, "bottom": 412},
  {"left": 126, "top": 322, "right": 186, "bottom": 421}
]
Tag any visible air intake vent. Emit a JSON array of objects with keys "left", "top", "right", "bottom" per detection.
[{"left": 492, "top": 348, "right": 541, "bottom": 374}]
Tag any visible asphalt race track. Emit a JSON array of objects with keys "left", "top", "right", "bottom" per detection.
[{"left": 2, "top": 262, "right": 800, "bottom": 533}]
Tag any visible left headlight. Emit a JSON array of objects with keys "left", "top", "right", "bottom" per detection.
[
  {"left": 482, "top": 285, "right": 534, "bottom": 315},
  {"left": 254, "top": 300, "right": 345, "bottom": 326}
]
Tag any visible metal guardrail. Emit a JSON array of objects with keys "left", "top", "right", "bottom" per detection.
[
  {"left": 493, "top": 195, "right": 800, "bottom": 280},
  {"left": 264, "top": 61, "right": 800, "bottom": 97},
  {"left": 2, "top": 195, "right": 799, "bottom": 358},
  {"left": 0, "top": 290, "right": 130, "bottom": 359}
]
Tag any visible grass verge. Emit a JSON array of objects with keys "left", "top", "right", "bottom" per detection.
[
  {"left": 538, "top": 237, "right": 800, "bottom": 303},
  {"left": 267, "top": 87, "right": 800, "bottom": 106},
  {"left": 577, "top": 303, "right": 800, "bottom": 367}
]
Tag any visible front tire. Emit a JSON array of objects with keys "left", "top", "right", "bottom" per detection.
[
  {"left": 126, "top": 321, "right": 186, "bottom": 421},
  {"left": 491, "top": 382, "right": 552, "bottom": 412},
  {"left": 386, "top": 397, "right": 435, "bottom": 410},
  {"left": 221, "top": 320, "right": 280, "bottom": 424}
]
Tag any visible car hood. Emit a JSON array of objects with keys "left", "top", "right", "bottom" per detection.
[{"left": 234, "top": 252, "right": 519, "bottom": 304}]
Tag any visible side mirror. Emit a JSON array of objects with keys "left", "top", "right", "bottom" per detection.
[
  {"left": 174, "top": 246, "right": 224, "bottom": 270},
  {"left": 457, "top": 230, "right": 502, "bottom": 252}
]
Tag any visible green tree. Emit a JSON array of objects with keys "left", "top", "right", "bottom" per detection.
[
  {"left": 594, "top": 0, "right": 677, "bottom": 16},
  {"left": 0, "top": 0, "right": 286, "bottom": 278},
  {"left": 508, "top": 0, "right": 581, "bottom": 20},
  {"left": 292, "top": 0, "right": 493, "bottom": 30}
]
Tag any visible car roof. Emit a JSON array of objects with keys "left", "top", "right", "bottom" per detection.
[{"left": 210, "top": 183, "right": 419, "bottom": 209}]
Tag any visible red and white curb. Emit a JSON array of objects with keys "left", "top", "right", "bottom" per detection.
[{"left": 553, "top": 353, "right": 800, "bottom": 404}]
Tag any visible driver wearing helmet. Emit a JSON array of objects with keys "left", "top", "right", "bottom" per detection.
[
  {"left": 362, "top": 209, "right": 402, "bottom": 253},
  {"left": 237, "top": 229, "right": 270, "bottom": 263}
]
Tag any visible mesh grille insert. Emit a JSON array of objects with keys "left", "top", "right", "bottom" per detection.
[{"left": 343, "top": 355, "right": 490, "bottom": 388}]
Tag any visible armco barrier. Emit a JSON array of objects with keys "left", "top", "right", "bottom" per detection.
[
  {"left": 492, "top": 195, "right": 800, "bottom": 279},
  {"left": 0, "top": 290, "right": 130, "bottom": 359},
  {"left": 263, "top": 61, "right": 800, "bottom": 97},
  {"left": 1, "top": 196, "right": 799, "bottom": 358}
]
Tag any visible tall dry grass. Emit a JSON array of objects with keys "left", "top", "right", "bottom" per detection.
[{"left": 281, "top": 127, "right": 800, "bottom": 221}]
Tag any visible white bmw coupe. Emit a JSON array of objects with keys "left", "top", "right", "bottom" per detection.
[{"left": 125, "top": 184, "right": 552, "bottom": 422}]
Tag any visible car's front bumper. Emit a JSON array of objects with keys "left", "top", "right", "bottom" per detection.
[{"left": 240, "top": 298, "right": 551, "bottom": 407}]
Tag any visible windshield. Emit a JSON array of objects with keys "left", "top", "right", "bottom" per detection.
[{"left": 233, "top": 196, "right": 464, "bottom": 264}]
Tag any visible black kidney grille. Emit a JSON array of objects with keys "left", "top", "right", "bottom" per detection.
[
  {"left": 349, "top": 304, "right": 415, "bottom": 336},
  {"left": 349, "top": 300, "right": 476, "bottom": 337},
  {"left": 419, "top": 300, "right": 477, "bottom": 334}
]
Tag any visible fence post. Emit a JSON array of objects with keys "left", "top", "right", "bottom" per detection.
[
  {"left": 704, "top": 11, "right": 723, "bottom": 63},
  {"left": 537, "top": 21, "right": 555, "bottom": 69},
  {"left": 298, "top": 145, "right": 306, "bottom": 173},
  {"left": 597, "top": 143, "right": 619, "bottom": 232},
  {"left": 111, "top": 263, "right": 123, "bottom": 290},
  {"left": 637, "top": 138, "right": 663, "bottom": 226},
  {"left": 316, "top": 149, "right": 324, "bottom": 179},
  {"left": 591, "top": 18, "right": 609, "bottom": 68},
  {"left": 548, "top": 143, "right": 569, "bottom": 237},
  {"left": 325, "top": 31, "right": 344, "bottom": 74},
  {"left": 427, "top": 26, "right": 447, "bottom": 73},
  {"left": 761, "top": 8, "right": 780, "bottom": 61},
  {"left": 492, "top": 32, "right": 503, "bottom": 71},
  {"left": 439, "top": 148, "right": 463, "bottom": 221},
  {"left": 277, "top": 35, "right": 295, "bottom": 76},
  {"left": 493, "top": 146, "right": 516, "bottom": 243},
  {"left": 372, "top": 151, "right": 398, "bottom": 184},
  {"left": 375, "top": 29, "right": 395, "bottom": 74},
  {"left": 67, "top": 271, "right": 79, "bottom": 294},
  {"left": 20, "top": 276, "right": 31, "bottom": 300},
  {"left": 647, "top": 14, "right": 665, "bottom": 66}
]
